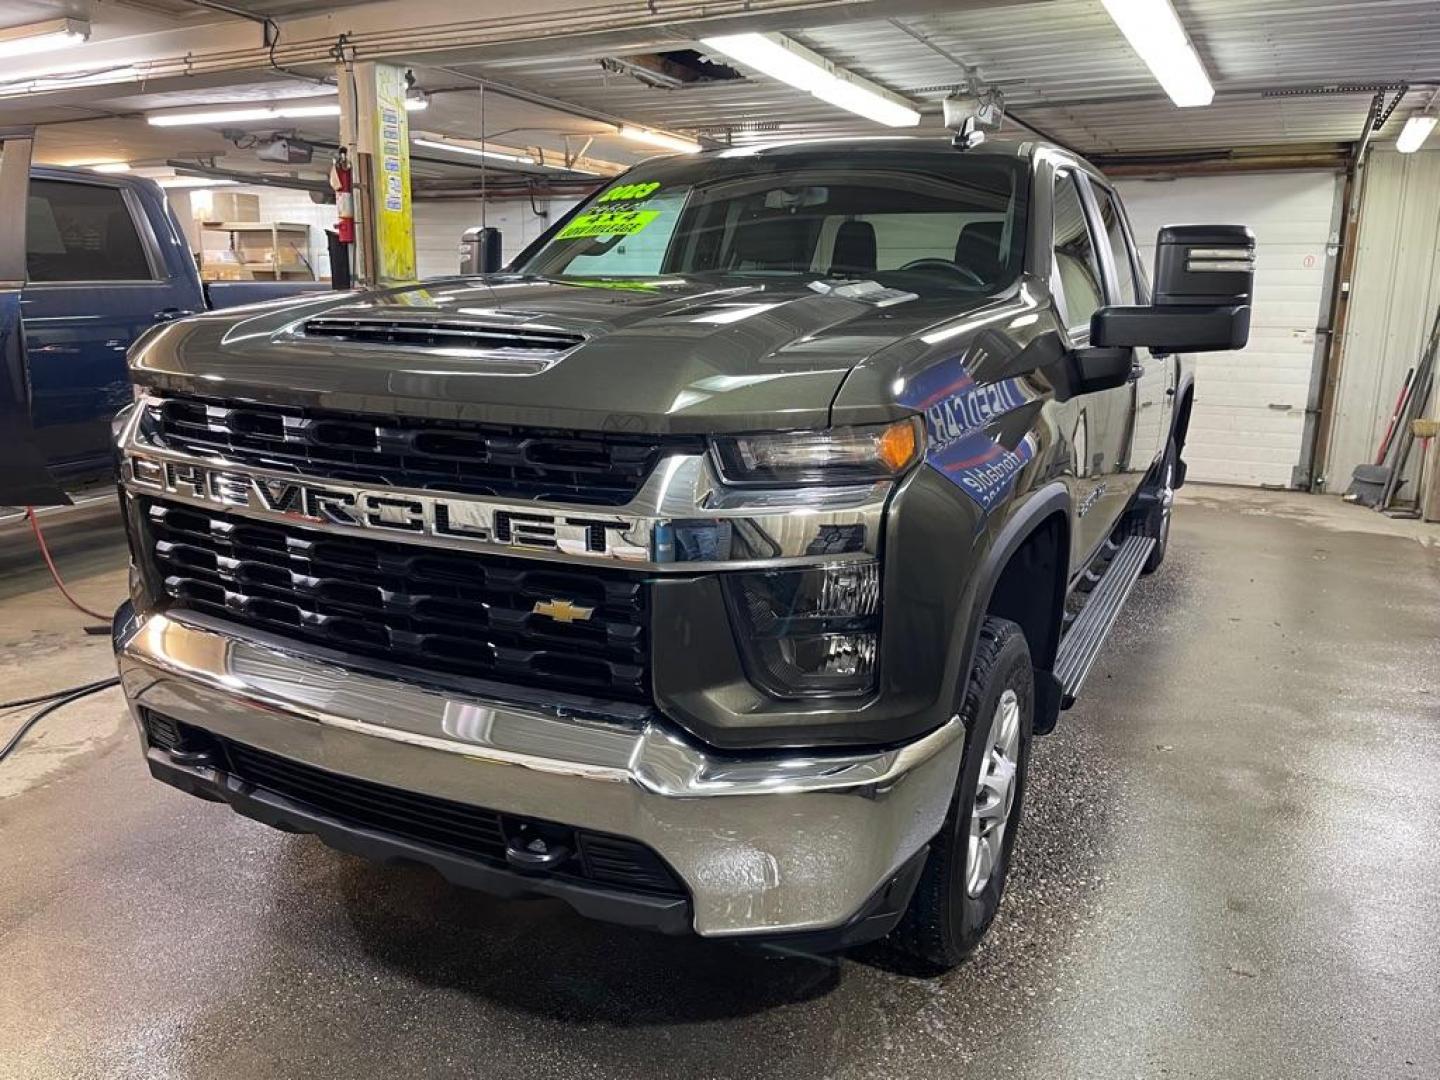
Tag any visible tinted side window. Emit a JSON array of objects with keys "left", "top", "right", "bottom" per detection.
[
  {"left": 27, "top": 180, "right": 153, "bottom": 282},
  {"left": 1092, "top": 184, "right": 1138, "bottom": 306},
  {"left": 1051, "top": 172, "right": 1103, "bottom": 331}
]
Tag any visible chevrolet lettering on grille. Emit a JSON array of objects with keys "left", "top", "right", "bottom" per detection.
[{"left": 125, "top": 454, "right": 646, "bottom": 561}]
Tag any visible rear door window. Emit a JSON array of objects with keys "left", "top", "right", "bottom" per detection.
[
  {"left": 1091, "top": 183, "right": 1140, "bottom": 306},
  {"left": 1050, "top": 171, "right": 1104, "bottom": 333},
  {"left": 27, "top": 179, "right": 155, "bottom": 282}
]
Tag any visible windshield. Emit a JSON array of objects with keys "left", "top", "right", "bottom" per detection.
[{"left": 520, "top": 156, "right": 1028, "bottom": 295}]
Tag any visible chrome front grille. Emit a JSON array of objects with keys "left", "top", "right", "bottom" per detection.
[
  {"left": 142, "top": 500, "right": 652, "bottom": 703},
  {"left": 142, "top": 395, "right": 702, "bottom": 506}
]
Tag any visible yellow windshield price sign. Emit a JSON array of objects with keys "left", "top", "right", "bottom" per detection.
[{"left": 557, "top": 209, "right": 660, "bottom": 239}]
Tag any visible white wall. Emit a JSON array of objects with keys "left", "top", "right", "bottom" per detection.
[
  {"left": 212, "top": 186, "right": 577, "bottom": 281},
  {"left": 411, "top": 197, "right": 578, "bottom": 277},
  {"left": 1324, "top": 148, "right": 1440, "bottom": 492},
  {"left": 1116, "top": 172, "right": 1341, "bottom": 488}
]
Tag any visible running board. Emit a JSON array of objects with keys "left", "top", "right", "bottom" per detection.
[{"left": 1054, "top": 535, "right": 1154, "bottom": 707}]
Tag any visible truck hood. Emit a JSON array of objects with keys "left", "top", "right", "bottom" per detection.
[{"left": 130, "top": 275, "right": 977, "bottom": 434}]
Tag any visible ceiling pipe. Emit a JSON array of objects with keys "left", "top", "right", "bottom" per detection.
[
  {"left": 414, "top": 184, "right": 601, "bottom": 201},
  {"left": 165, "top": 160, "right": 330, "bottom": 192}
]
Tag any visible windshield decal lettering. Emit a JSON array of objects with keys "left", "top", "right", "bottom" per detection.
[
  {"left": 596, "top": 181, "right": 661, "bottom": 204},
  {"left": 557, "top": 209, "right": 660, "bottom": 239}
]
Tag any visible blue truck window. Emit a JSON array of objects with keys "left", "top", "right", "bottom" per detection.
[{"left": 27, "top": 179, "right": 153, "bottom": 282}]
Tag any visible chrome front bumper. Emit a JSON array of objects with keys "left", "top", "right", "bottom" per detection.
[{"left": 116, "top": 609, "right": 963, "bottom": 938}]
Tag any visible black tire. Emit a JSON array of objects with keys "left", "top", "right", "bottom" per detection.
[
  {"left": 1140, "top": 437, "right": 1177, "bottom": 575},
  {"left": 888, "top": 617, "right": 1035, "bottom": 972}
]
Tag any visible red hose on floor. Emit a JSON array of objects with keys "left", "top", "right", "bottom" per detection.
[{"left": 23, "top": 506, "right": 112, "bottom": 622}]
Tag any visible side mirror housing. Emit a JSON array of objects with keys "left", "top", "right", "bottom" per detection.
[
  {"left": 460, "top": 226, "right": 504, "bottom": 274},
  {"left": 1092, "top": 224, "right": 1255, "bottom": 353},
  {"left": 1069, "top": 346, "right": 1134, "bottom": 395}
]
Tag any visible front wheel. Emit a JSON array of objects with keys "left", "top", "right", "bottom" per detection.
[{"left": 888, "top": 617, "right": 1034, "bottom": 971}]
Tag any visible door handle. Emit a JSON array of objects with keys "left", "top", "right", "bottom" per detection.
[{"left": 152, "top": 308, "right": 194, "bottom": 323}]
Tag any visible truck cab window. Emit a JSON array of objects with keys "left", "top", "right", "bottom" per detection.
[
  {"left": 1051, "top": 172, "right": 1103, "bottom": 332},
  {"left": 523, "top": 160, "right": 1026, "bottom": 296},
  {"left": 1092, "top": 184, "right": 1139, "bottom": 306},
  {"left": 27, "top": 180, "right": 153, "bottom": 283}
]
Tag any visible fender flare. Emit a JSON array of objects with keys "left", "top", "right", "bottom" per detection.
[
  {"left": 1169, "top": 373, "right": 1196, "bottom": 488},
  {"left": 1170, "top": 372, "right": 1196, "bottom": 447},
  {"left": 952, "top": 481, "right": 1071, "bottom": 733}
]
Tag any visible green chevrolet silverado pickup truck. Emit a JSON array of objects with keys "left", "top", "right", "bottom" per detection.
[{"left": 111, "top": 138, "right": 1254, "bottom": 969}]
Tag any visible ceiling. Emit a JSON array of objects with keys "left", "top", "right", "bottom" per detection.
[
  {"left": 475, "top": 0, "right": 1440, "bottom": 155},
  {"left": 5, "top": 0, "right": 1438, "bottom": 190}
]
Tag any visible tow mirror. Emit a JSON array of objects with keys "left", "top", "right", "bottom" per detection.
[
  {"left": 460, "top": 226, "right": 503, "bottom": 274},
  {"left": 1092, "top": 225, "right": 1255, "bottom": 353},
  {"left": 1070, "top": 347, "right": 1134, "bottom": 394}
]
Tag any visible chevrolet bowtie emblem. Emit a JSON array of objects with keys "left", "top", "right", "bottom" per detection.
[{"left": 532, "top": 598, "right": 596, "bottom": 623}]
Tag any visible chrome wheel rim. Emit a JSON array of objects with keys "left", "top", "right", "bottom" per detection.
[{"left": 967, "top": 687, "right": 1021, "bottom": 897}]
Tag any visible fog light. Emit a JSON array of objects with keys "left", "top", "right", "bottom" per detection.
[{"left": 725, "top": 561, "right": 880, "bottom": 697}]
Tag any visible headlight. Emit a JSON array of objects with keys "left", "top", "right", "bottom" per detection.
[
  {"left": 710, "top": 418, "right": 922, "bottom": 486},
  {"left": 724, "top": 561, "right": 880, "bottom": 698}
]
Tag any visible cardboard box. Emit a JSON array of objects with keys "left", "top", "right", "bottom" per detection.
[{"left": 205, "top": 192, "right": 261, "bottom": 222}]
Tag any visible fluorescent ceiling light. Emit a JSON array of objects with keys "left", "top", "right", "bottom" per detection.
[
  {"left": 700, "top": 33, "right": 921, "bottom": 128},
  {"left": 0, "top": 18, "right": 89, "bottom": 60},
  {"left": 156, "top": 176, "right": 237, "bottom": 188},
  {"left": 413, "top": 136, "right": 605, "bottom": 174},
  {"left": 1397, "top": 115, "right": 1438, "bottom": 154},
  {"left": 148, "top": 96, "right": 424, "bottom": 127},
  {"left": 1101, "top": 0, "right": 1214, "bottom": 108},
  {"left": 88, "top": 162, "right": 131, "bottom": 173},
  {"left": 413, "top": 137, "right": 534, "bottom": 165},
  {"left": 618, "top": 125, "right": 702, "bottom": 153}
]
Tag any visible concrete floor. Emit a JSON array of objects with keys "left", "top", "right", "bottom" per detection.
[{"left": 1, "top": 487, "right": 1437, "bottom": 1080}]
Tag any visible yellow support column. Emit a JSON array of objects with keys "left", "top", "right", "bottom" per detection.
[{"left": 348, "top": 61, "right": 417, "bottom": 287}]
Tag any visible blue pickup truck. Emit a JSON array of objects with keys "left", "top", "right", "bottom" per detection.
[{"left": 10, "top": 160, "right": 332, "bottom": 493}]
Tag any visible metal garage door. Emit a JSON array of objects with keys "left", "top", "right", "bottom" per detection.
[
  {"left": 1115, "top": 172, "right": 1341, "bottom": 487},
  {"left": 1323, "top": 149, "right": 1440, "bottom": 494}
]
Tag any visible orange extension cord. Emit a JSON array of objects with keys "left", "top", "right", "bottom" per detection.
[{"left": 23, "top": 506, "right": 111, "bottom": 622}]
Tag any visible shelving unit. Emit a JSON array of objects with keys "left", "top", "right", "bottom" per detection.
[{"left": 199, "top": 221, "right": 315, "bottom": 281}]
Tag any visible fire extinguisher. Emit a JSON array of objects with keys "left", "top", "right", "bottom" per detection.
[{"left": 330, "top": 149, "right": 354, "bottom": 246}]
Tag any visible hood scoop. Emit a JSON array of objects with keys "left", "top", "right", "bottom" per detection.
[{"left": 300, "top": 314, "right": 585, "bottom": 370}]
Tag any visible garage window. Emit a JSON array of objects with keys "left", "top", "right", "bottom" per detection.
[
  {"left": 1051, "top": 172, "right": 1104, "bottom": 333},
  {"left": 27, "top": 179, "right": 155, "bottom": 283}
]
